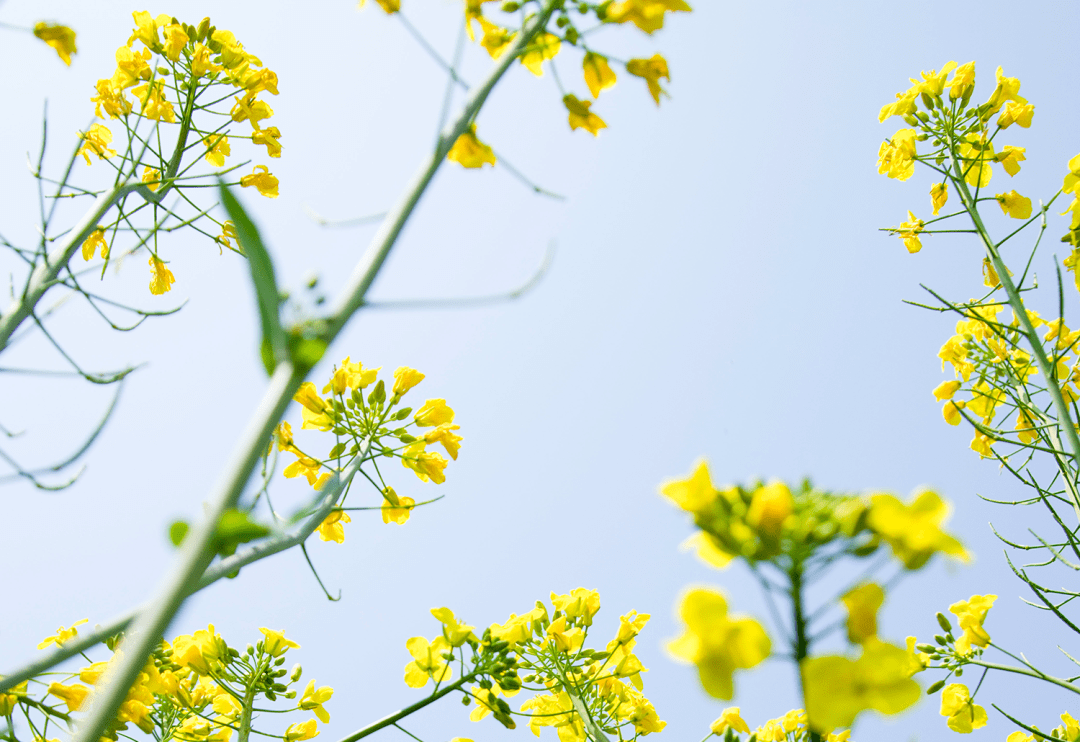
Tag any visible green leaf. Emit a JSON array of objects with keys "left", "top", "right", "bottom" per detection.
[
  {"left": 213, "top": 508, "right": 270, "bottom": 557},
  {"left": 169, "top": 520, "right": 189, "bottom": 547},
  {"left": 218, "top": 181, "right": 286, "bottom": 376}
]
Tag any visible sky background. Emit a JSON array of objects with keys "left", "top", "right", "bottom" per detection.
[{"left": 2, "top": 0, "right": 1080, "bottom": 740}]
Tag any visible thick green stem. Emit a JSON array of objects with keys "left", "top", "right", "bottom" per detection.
[
  {"left": 949, "top": 149, "right": 1080, "bottom": 522},
  {"left": 237, "top": 681, "right": 256, "bottom": 742},
  {"left": 789, "top": 562, "right": 822, "bottom": 742},
  {"left": 333, "top": 675, "right": 473, "bottom": 742}
]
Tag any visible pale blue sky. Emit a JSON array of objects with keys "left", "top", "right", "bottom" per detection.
[{"left": 2, "top": 1, "right": 1080, "bottom": 740}]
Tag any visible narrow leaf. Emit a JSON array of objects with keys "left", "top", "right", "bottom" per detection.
[{"left": 218, "top": 182, "right": 286, "bottom": 375}]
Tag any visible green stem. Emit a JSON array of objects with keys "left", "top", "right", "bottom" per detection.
[
  {"left": 237, "top": 679, "right": 256, "bottom": 742},
  {"left": 948, "top": 148, "right": 1080, "bottom": 522},
  {"left": 333, "top": 675, "right": 474, "bottom": 742},
  {"left": 789, "top": 561, "right": 821, "bottom": 742}
]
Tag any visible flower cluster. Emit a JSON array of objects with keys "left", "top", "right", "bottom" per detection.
[
  {"left": 4, "top": 621, "right": 329, "bottom": 742},
  {"left": 933, "top": 301, "right": 1080, "bottom": 460},
  {"left": 401, "top": 589, "right": 664, "bottom": 742},
  {"left": 708, "top": 706, "right": 853, "bottom": 742},
  {"left": 359, "top": 0, "right": 691, "bottom": 168},
  {"left": 877, "top": 62, "right": 1041, "bottom": 256},
  {"left": 272, "top": 359, "right": 461, "bottom": 544},
  {"left": 76, "top": 11, "right": 282, "bottom": 293},
  {"left": 661, "top": 460, "right": 966, "bottom": 571}
]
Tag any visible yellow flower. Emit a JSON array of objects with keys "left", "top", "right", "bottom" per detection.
[
  {"left": 660, "top": 458, "right": 716, "bottom": 513},
  {"left": 111, "top": 45, "right": 152, "bottom": 90},
  {"left": 710, "top": 707, "right": 750, "bottom": 735},
  {"left": 323, "top": 357, "right": 380, "bottom": 394},
  {"left": 33, "top": 23, "right": 77, "bottom": 66},
  {"left": 430, "top": 607, "right": 477, "bottom": 647},
  {"left": 984, "top": 65, "right": 1023, "bottom": 112},
  {"left": 746, "top": 481, "right": 794, "bottom": 538},
  {"left": 942, "top": 399, "right": 966, "bottom": 426},
  {"left": 940, "top": 684, "right": 987, "bottom": 733},
  {"left": 909, "top": 61, "right": 957, "bottom": 97},
  {"left": 91, "top": 79, "right": 132, "bottom": 119},
  {"left": 423, "top": 423, "right": 462, "bottom": 460},
  {"left": 996, "top": 190, "right": 1032, "bottom": 219},
  {"left": 204, "top": 135, "right": 231, "bottom": 167},
  {"left": 896, "top": 211, "right": 924, "bottom": 253},
  {"left": 381, "top": 486, "right": 415, "bottom": 524},
  {"left": 996, "top": 145, "right": 1026, "bottom": 176},
  {"left": 231, "top": 94, "right": 274, "bottom": 130},
  {"left": 930, "top": 182, "right": 949, "bottom": 215},
  {"left": 240, "top": 165, "right": 279, "bottom": 198},
  {"left": 606, "top": 0, "right": 692, "bottom": 34},
  {"left": 447, "top": 125, "right": 496, "bottom": 169},
  {"left": 867, "top": 490, "right": 967, "bottom": 569},
  {"left": 136, "top": 167, "right": 161, "bottom": 193},
  {"left": 949, "top": 594, "right": 996, "bottom": 655},
  {"left": 877, "top": 129, "right": 917, "bottom": 181},
  {"left": 82, "top": 229, "right": 109, "bottom": 261},
  {"left": 946, "top": 61, "right": 976, "bottom": 100},
  {"left": 149, "top": 255, "right": 176, "bottom": 295},
  {"left": 402, "top": 442, "right": 448, "bottom": 484},
  {"left": 999, "top": 100, "right": 1034, "bottom": 129},
  {"left": 47, "top": 682, "right": 89, "bottom": 712},
  {"left": 933, "top": 380, "right": 961, "bottom": 401},
  {"left": 1064, "top": 153, "right": 1080, "bottom": 194},
  {"left": 316, "top": 511, "right": 351, "bottom": 543},
  {"left": 803, "top": 640, "right": 920, "bottom": 732},
  {"left": 131, "top": 79, "right": 177, "bottom": 123},
  {"left": 403, "top": 636, "right": 452, "bottom": 687},
  {"left": 415, "top": 399, "right": 454, "bottom": 427},
  {"left": 564, "top": 94, "right": 607, "bottom": 136},
  {"left": 1015, "top": 411, "right": 1038, "bottom": 444},
  {"left": 550, "top": 588, "right": 601, "bottom": 626},
  {"left": 959, "top": 134, "right": 995, "bottom": 187},
  {"left": 667, "top": 587, "right": 770, "bottom": 700},
  {"left": 284, "top": 720, "right": 319, "bottom": 742},
  {"left": 681, "top": 531, "right": 735, "bottom": 568},
  {"left": 583, "top": 52, "right": 617, "bottom": 98},
  {"left": 259, "top": 628, "right": 300, "bottom": 657},
  {"left": 392, "top": 366, "right": 425, "bottom": 395},
  {"left": 253, "top": 127, "right": 283, "bottom": 158},
  {"left": 520, "top": 33, "right": 560, "bottom": 76},
  {"left": 970, "top": 431, "right": 994, "bottom": 458},
  {"left": 218, "top": 220, "right": 240, "bottom": 252},
  {"left": 877, "top": 91, "right": 917, "bottom": 123},
  {"left": 357, "top": 0, "right": 401, "bottom": 13},
  {"left": 77, "top": 124, "right": 116, "bottom": 165},
  {"left": 477, "top": 17, "right": 515, "bottom": 59},
  {"left": 161, "top": 22, "right": 189, "bottom": 61},
  {"left": 0, "top": 681, "right": 26, "bottom": 716},
  {"left": 298, "top": 680, "right": 333, "bottom": 723},
  {"left": 841, "top": 583, "right": 884, "bottom": 644},
  {"left": 626, "top": 55, "right": 670, "bottom": 106},
  {"left": 191, "top": 42, "right": 221, "bottom": 77}
]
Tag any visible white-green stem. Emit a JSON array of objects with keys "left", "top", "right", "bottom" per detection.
[{"left": 69, "top": 6, "right": 558, "bottom": 742}]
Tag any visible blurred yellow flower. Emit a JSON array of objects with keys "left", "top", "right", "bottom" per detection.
[
  {"left": 803, "top": 640, "right": 920, "bottom": 732},
  {"left": 667, "top": 587, "right": 770, "bottom": 699},
  {"left": 867, "top": 490, "right": 967, "bottom": 569},
  {"left": 447, "top": 125, "right": 496, "bottom": 169},
  {"left": 33, "top": 23, "right": 77, "bottom": 65},
  {"left": 841, "top": 583, "right": 884, "bottom": 644},
  {"left": 583, "top": 52, "right": 617, "bottom": 98}
]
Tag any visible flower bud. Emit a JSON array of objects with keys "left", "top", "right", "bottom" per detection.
[
  {"left": 926, "top": 679, "right": 946, "bottom": 695},
  {"left": 290, "top": 664, "right": 302, "bottom": 682}
]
